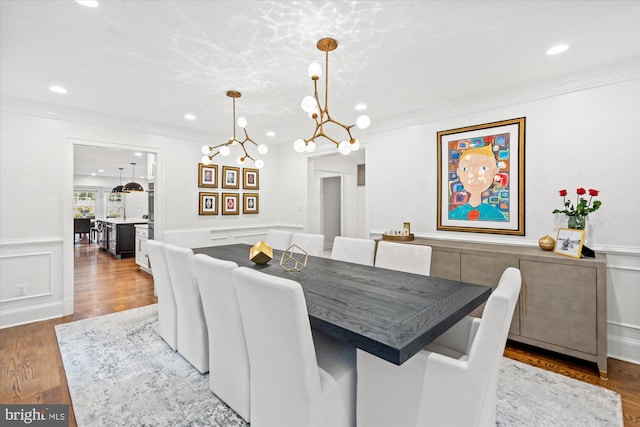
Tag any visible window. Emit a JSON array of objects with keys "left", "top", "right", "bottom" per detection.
[{"left": 73, "top": 190, "right": 97, "bottom": 218}]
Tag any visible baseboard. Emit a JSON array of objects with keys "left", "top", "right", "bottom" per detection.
[
  {"left": 0, "top": 301, "right": 65, "bottom": 329},
  {"left": 608, "top": 324, "right": 640, "bottom": 365}
]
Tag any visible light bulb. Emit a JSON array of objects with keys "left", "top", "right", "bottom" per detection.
[
  {"left": 255, "top": 159, "right": 264, "bottom": 169},
  {"left": 338, "top": 141, "right": 351, "bottom": 155},
  {"left": 308, "top": 63, "right": 322, "bottom": 78},
  {"left": 201, "top": 155, "right": 211, "bottom": 165},
  {"left": 201, "top": 145, "right": 211, "bottom": 155},
  {"left": 237, "top": 117, "right": 247, "bottom": 128},
  {"left": 220, "top": 146, "right": 230, "bottom": 156},
  {"left": 258, "top": 144, "right": 268, "bottom": 154},
  {"left": 305, "top": 141, "right": 316, "bottom": 153},
  {"left": 293, "top": 139, "right": 306, "bottom": 153},
  {"left": 237, "top": 156, "right": 245, "bottom": 165},
  {"left": 301, "top": 96, "right": 317, "bottom": 114},
  {"left": 351, "top": 139, "right": 360, "bottom": 151},
  {"left": 356, "top": 115, "right": 371, "bottom": 130}
]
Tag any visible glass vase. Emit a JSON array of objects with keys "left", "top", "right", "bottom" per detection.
[{"left": 567, "top": 215, "right": 586, "bottom": 230}]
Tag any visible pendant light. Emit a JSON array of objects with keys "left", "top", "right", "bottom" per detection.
[
  {"left": 111, "top": 167, "right": 124, "bottom": 193},
  {"left": 122, "top": 162, "right": 144, "bottom": 192},
  {"left": 294, "top": 37, "right": 370, "bottom": 155}
]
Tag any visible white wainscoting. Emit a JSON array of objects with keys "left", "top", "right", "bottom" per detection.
[
  {"left": 606, "top": 255, "right": 640, "bottom": 365},
  {"left": 0, "top": 238, "right": 65, "bottom": 328},
  {"left": 161, "top": 225, "right": 303, "bottom": 249}
]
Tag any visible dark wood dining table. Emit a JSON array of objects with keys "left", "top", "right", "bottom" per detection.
[{"left": 194, "top": 243, "right": 491, "bottom": 365}]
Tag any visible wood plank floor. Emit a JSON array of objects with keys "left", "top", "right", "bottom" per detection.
[{"left": 1, "top": 239, "right": 639, "bottom": 426}]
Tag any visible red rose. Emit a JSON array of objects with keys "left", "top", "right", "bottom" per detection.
[
  {"left": 589, "top": 189, "right": 599, "bottom": 196},
  {"left": 559, "top": 189, "right": 567, "bottom": 197},
  {"left": 577, "top": 188, "right": 586, "bottom": 195}
]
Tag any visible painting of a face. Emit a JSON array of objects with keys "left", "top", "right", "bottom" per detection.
[{"left": 457, "top": 151, "right": 498, "bottom": 196}]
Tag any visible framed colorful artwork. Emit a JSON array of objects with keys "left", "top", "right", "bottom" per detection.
[
  {"left": 436, "top": 117, "right": 525, "bottom": 235},
  {"left": 554, "top": 228, "right": 585, "bottom": 258},
  {"left": 199, "top": 192, "right": 218, "bottom": 215},
  {"left": 222, "top": 166, "right": 240, "bottom": 189},
  {"left": 221, "top": 192, "right": 239, "bottom": 215},
  {"left": 243, "top": 168, "right": 259, "bottom": 190},
  {"left": 243, "top": 193, "right": 259, "bottom": 214},
  {"left": 198, "top": 163, "right": 218, "bottom": 188}
]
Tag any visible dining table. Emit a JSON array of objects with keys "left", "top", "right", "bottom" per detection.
[{"left": 193, "top": 243, "right": 491, "bottom": 365}]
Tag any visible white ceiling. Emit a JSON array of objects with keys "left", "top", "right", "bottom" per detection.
[{"left": 2, "top": 0, "right": 639, "bottom": 177}]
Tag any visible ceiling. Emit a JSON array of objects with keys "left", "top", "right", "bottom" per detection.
[{"left": 2, "top": 1, "right": 639, "bottom": 177}]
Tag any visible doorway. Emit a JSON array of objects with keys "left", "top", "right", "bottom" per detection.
[
  {"left": 63, "top": 139, "right": 161, "bottom": 316},
  {"left": 321, "top": 176, "right": 342, "bottom": 250}
]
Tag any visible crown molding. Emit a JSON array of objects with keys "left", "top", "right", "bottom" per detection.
[{"left": 371, "top": 56, "right": 640, "bottom": 134}]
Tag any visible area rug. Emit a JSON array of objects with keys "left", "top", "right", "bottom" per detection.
[{"left": 55, "top": 304, "right": 623, "bottom": 427}]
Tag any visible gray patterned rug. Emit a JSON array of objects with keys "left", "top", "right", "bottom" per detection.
[{"left": 55, "top": 304, "right": 623, "bottom": 427}]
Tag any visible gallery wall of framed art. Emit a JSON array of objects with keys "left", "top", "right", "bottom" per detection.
[{"left": 197, "top": 163, "right": 261, "bottom": 216}]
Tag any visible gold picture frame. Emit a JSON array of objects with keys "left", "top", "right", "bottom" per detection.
[
  {"left": 243, "top": 193, "right": 259, "bottom": 214},
  {"left": 221, "top": 192, "right": 239, "bottom": 215},
  {"left": 198, "top": 163, "right": 218, "bottom": 188},
  {"left": 199, "top": 192, "right": 218, "bottom": 215},
  {"left": 243, "top": 168, "right": 259, "bottom": 190},
  {"left": 436, "top": 117, "right": 525, "bottom": 235},
  {"left": 222, "top": 166, "right": 240, "bottom": 189},
  {"left": 554, "top": 228, "right": 585, "bottom": 259}
]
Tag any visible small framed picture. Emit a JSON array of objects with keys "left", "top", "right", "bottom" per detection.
[
  {"left": 222, "top": 193, "right": 239, "bottom": 215},
  {"left": 199, "top": 192, "right": 218, "bottom": 215},
  {"left": 243, "top": 168, "right": 260, "bottom": 190},
  {"left": 554, "top": 228, "right": 585, "bottom": 259},
  {"left": 243, "top": 193, "right": 259, "bottom": 214},
  {"left": 222, "top": 166, "right": 240, "bottom": 189},
  {"left": 198, "top": 163, "right": 218, "bottom": 188}
]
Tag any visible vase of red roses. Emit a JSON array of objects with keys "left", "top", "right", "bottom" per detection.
[{"left": 553, "top": 188, "right": 602, "bottom": 230}]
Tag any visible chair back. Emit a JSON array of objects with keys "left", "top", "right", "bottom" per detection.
[
  {"left": 164, "top": 243, "right": 208, "bottom": 373},
  {"left": 331, "top": 236, "right": 376, "bottom": 266},
  {"left": 234, "top": 267, "right": 321, "bottom": 426},
  {"left": 74, "top": 218, "right": 91, "bottom": 233},
  {"left": 374, "top": 241, "right": 432, "bottom": 275},
  {"left": 146, "top": 240, "right": 177, "bottom": 351},
  {"left": 465, "top": 267, "right": 521, "bottom": 426},
  {"left": 265, "top": 229, "right": 293, "bottom": 251},
  {"left": 291, "top": 232, "right": 325, "bottom": 257},
  {"left": 194, "top": 254, "right": 250, "bottom": 422}
]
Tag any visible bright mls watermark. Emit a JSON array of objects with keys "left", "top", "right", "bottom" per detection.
[{"left": 1, "top": 405, "right": 69, "bottom": 426}]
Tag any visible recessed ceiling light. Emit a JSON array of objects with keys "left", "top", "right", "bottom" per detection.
[
  {"left": 546, "top": 44, "right": 569, "bottom": 55},
  {"left": 49, "top": 85, "right": 67, "bottom": 94},
  {"left": 184, "top": 113, "right": 197, "bottom": 120},
  {"left": 90, "top": 173, "right": 97, "bottom": 176},
  {"left": 98, "top": 169, "right": 104, "bottom": 173},
  {"left": 134, "top": 152, "right": 143, "bottom": 157},
  {"left": 266, "top": 131, "right": 276, "bottom": 137},
  {"left": 355, "top": 103, "right": 368, "bottom": 111},
  {"left": 75, "top": 0, "right": 99, "bottom": 7}
]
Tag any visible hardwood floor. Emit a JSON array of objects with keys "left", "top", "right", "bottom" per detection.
[{"left": 1, "top": 239, "right": 639, "bottom": 426}]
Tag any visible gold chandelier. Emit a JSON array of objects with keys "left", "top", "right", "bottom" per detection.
[
  {"left": 294, "top": 38, "right": 370, "bottom": 155},
  {"left": 201, "top": 90, "right": 267, "bottom": 169}
]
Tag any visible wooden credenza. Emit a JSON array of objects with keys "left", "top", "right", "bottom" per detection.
[{"left": 401, "top": 238, "right": 608, "bottom": 378}]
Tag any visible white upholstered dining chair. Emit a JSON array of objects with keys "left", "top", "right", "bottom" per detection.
[
  {"left": 374, "top": 241, "right": 433, "bottom": 276},
  {"left": 164, "top": 243, "right": 208, "bottom": 374},
  {"left": 290, "top": 232, "right": 325, "bottom": 257},
  {"left": 265, "top": 229, "right": 293, "bottom": 251},
  {"left": 356, "top": 267, "right": 522, "bottom": 427},
  {"left": 145, "top": 240, "right": 177, "bottom": 351},
  {"left": 233, "top": 267, "right": 356, "bottom": 427},
  {"left": 194, "top": 254, "right": 250, "bottom": 422},
  {"left": 330, "top": 236, "right": 376, "bottom": 266}
]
